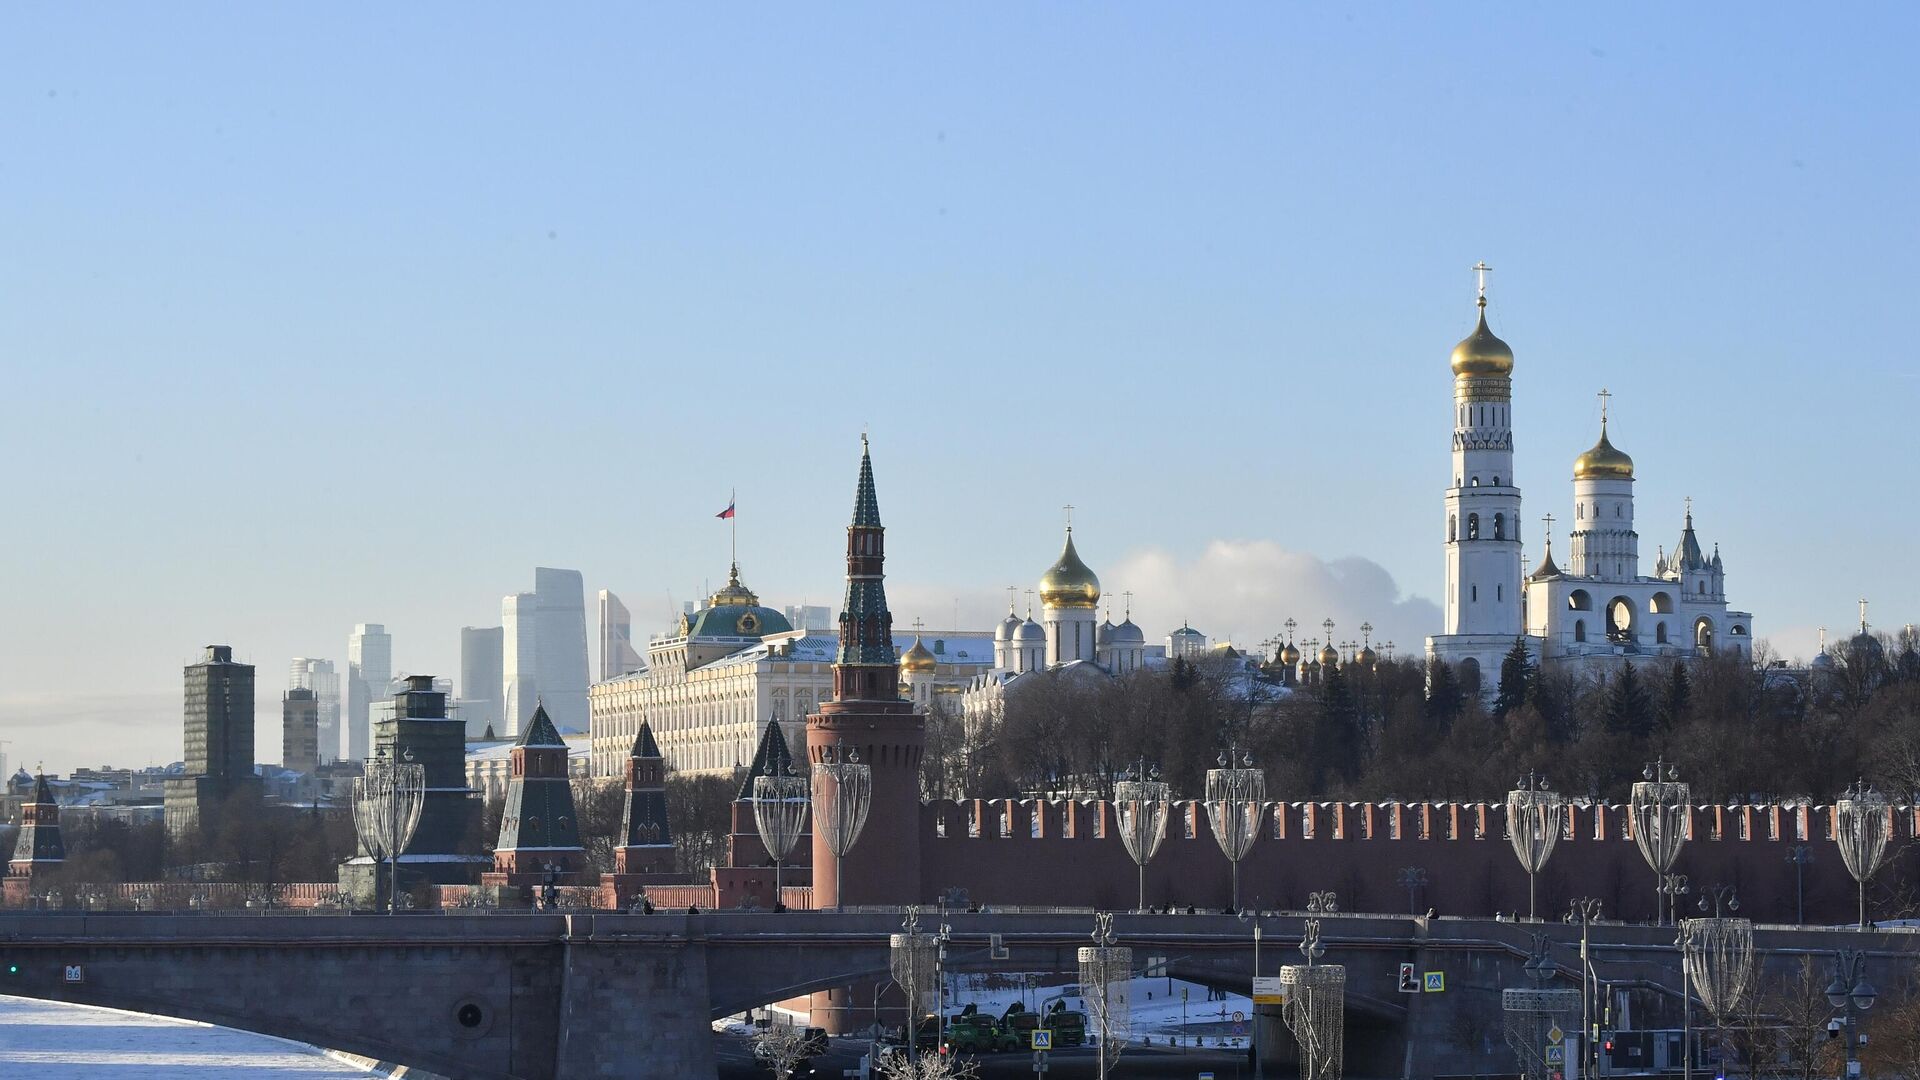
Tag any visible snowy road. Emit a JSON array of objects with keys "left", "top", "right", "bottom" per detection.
[{"left": 0, "top": 994, "right": 373, "bottom": 1077}]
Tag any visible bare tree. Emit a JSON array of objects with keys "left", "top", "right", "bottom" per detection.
[
  {"left": 750, "top": 1026, "right": 815, "bottom": 1080},
  {"left": 875, "top": 1050, "right": 980, "bottom": 1080}
]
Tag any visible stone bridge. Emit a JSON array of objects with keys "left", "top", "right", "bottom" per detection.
[{"left": 1, "top": 911, "right": 1915, "bottom": 1079}]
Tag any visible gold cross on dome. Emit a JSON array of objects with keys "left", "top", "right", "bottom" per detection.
[
  {"left": 1472, "top": 261, "right": 1493, "bottom": 301},
  {"left": 1860, "top": 598, "right": 1870, "bottom": 633},
  {"left": 1542, "top": 512, "right": 1555, "bottom": 534},
  {"left": 1063, "top": 504, "right": 1075, "bottom": 530},
  {"left": 1597, "top": 387, "right": 1611, "bottom": 425}
]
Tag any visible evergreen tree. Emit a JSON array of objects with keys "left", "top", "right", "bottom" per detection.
[
  {"left": 1314, "top": 664, "right": 1364, "bottom": 785},
  {"left": 1424, "top": 658, "right": 1463, "bottom": 733},
  {"left": 1493, "top": 637, "right": 1536, "bottom": 719},
  {"left": 1657, "top": 662, "right": 1692, "bottom": 731},
  {"left": 1605, "top": 661, "right": 1654, "bottom": 740}
]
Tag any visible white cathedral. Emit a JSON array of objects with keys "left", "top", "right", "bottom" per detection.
[{"left": 1425, "top": 277, "right": 1754, "bottom": 689}]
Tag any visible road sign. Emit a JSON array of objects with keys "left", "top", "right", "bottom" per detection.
[
  {"left": 1423, "top": 971, "right": 1445, "bottom": 992},
  {"left": 1200, "top": 1074, "right": 1216, "bottom": 1080},
  {"left": 1548, "top": 1025, "right": 1565, "bottom": 1045},
  {"left": 1398, "top": 962, "right": 1419, "bottom": 993},
  {"left": 1545, "top": 1046, "right": 1566, "bottom": 1065},
  {"left": 62, "top": 965, "right": 83, "bottom": 984},
  {"left": 1182, "top": 986, "right": 1190, "bottom": 1002},
  {"left": 991, "top": 933, "right": 1010, "bottom": 960},
  {"left": 1031, "top": 1029, "right": 1053, "bottom": 1050},
  {"left": 1032, "top": 1050, "right": 1049, "bottom": 1074},
  {"left": 1252, "top": 975, "right": 1286, "bottom": 1004},
  {"left": 1232, "top": 1010, "right": 1245, "bottom": 1023}
]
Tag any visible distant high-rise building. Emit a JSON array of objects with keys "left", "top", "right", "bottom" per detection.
[
  {"left": 163, "top": 645, "right": 258, "bottom": 834},
  {"left": 338, "top": 675, "right": 486, "bottom": 900},
  {"left": 289, "top": 658, "right": 341, "bottom": 764},
  {"left": 282, "top": 687, "right": 320, "bottom": 773},
  {"left": 346, "top": 624, "right": 391, "bottom": 761},
  {"left": 501, "top": 568, "right": 589, "bottom": 735},
  {"left": 599, "top": 590, "right": 644, "bottom": 680},
  {"left": 458, "top": 627, "right": 504, "bottom": 739},
  {"left": 784, "top": 605, "right": 834, "bottom": 632}
]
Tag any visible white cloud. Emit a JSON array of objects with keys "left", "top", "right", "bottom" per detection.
[{"left": 889, "top": 539, "right": 1441, "bottom": 658}]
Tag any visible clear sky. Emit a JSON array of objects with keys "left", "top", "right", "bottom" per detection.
[{"left": 3, "top": 5, "right": 1916, "bottom": 775}]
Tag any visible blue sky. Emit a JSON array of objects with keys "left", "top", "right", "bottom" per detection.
[{"left": 3, "top": 5, "right": 1916, "bottom": 773}]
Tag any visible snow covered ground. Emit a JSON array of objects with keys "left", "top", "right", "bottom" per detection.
[
  {"left": 0, "top": 994, "right": 375, "bottom": 1077},
  {"left": 945, "top": 972, "right": 1255, "bottom": 1046}
]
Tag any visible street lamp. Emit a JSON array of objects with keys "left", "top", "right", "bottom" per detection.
[
  {"left": 811, "top": 744, "right": 871, "bottom": 912},
  {"left": 1396, "top": 867, "right": 1428, "bottom": 915},
  {"left": 1834, "top": 780, "right": 1892, "bottom": 931},
  {"left": 889, "top": 907, "right": 937, "bottom": 1066},
  {"left": 1660, "top": 874, "right": 1690, "bottom": 927},
  {"left": 751, "top": 760, "right": 809, "bottom": 909},
  {"left": 1079, "top": 913, "right": 1134, "bottom": 1080},
  {"left": 352, "top": 748, "right": 426, "bottom": 915},
  {"left": 1204, "top": 748, "right": 1265, "bottom": 912},
  {"left": 1826, "top": 950, "right": 1876, "bottom": 1078},
  {"left": 1508, "top": 772, "right": 1564, "bottom": 920},
  {"left": 1114, "top": 760, "right": 1170, "bottom": 912},
  {"left": 1280, "top": 919, "right": 1345, "bottom": 1080},
  {"left": 1680, "top": 902, "right": 1753, "bottom": 1080},
  {"left": 1630, "top": 759, "right": 1689, "bottom": 925},
  {"left": 1565, "top": 898, "right": 1604, "bottom": 1080},
  {"left": 1785, "top": 846, "right": 1814, "bottom": 925}
]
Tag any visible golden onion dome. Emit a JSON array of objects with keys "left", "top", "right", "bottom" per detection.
[
  {"left": 1573, "top": 421, "right": 1635, "bottom": 480},
  {"left": 900, "top": 634, "right": 937, "bottom": 674},
  {"left": 1357, "top": 646, "right": 1378, "bottom": 667},
  {"left": 1280, "top": 642, "right": 1300, "bottom": 665},
  {"left": 708, "top": 562, "right": 760, "bottom": 607},
  {"left": 1038, "top": 528, "right": 1101, "bottom": 610},
  {"left": 1319, "top": 643, "right": 1339, "bottom": 666},
  {"left": 1450, "top": 304, "right": 1515, "bottom": 377}
]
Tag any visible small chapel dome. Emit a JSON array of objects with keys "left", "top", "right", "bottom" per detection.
[
  {"left": 1280, "top": 641, "right": 1301, "bottom": 666},
  {"left": 1573, "top": 421, "right": 1635, "bottom": 480},
  {"left": 1039, "top": 528, "right": 1101, "bottom": 610},
  {"left": 900, "top": 635, "right": 937, "bottom": 674},
  {"left": 1319, "top": 643, "right": 1340, "bottom": 667},
  {"left": 1096, "top": 620, "right": 1115, "bottom": 647},
  {"left": 1450, "top": 307, "right": 1515, "bottom": 377},
  {"left": 1357, "top": 645, "right": 1378, "bottom": 668},
  {"left": 996, "top": 611, "right": 1022, "bottom": 642},
  {"left": 1112, "top": 618, "right": 1146, "bottom": 645},
  {"left": 1014, "top": 617, "right": 1046, "bottom": 644}
]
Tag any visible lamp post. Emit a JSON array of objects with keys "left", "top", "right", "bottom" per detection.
[
  {"left": 1660, "top": 874, "right": 1691, "bottom": 927},
  {"left": 352, "top": 747, "right": 426, "bottom": 915},
  {"left": 811, "top": 744, "right": 871, "bottom": 912},
  {"left": 1680, "top": 905, "right": 1753, "bottom": 1080},
  {"left": 1079, "top": 912, "right": 1133, "bottom": 1080},
  {"left": 751, "top": 761, "right": 809, "bottom": 909},
  {"left": 1280, "top": 919, "right": 1345, "bottom": 1080},
  {"left": 1785, "top": 845, "right": 1813, "bottom": 924},
  {"left": 1508, "top": 772, "right": 1565, "bottom": 920},
  {"left": 1826, "top": 950, "right": 1876, "bottom": 1079},
  {"left": 1238, "top": 908, "right": 1266, "bottom": 1080},
  {"left": 890, "top": 907, "right": 937, "bottom": 1066},
  {"left": 1114, "top": 760, "right": 1170, "bottom": 912},
  {"left": 1835, "top": 780, "right": 1892, "bottom": 931},
  {"left": 1566, "top": 898, "right": 1603, "bottom": 1079},
  {"left": 1630, "top": 759, "right": 1689, "bottom": 925},
  {"left": 1204, "top": 748, "right": 1265, "bottom": 912},
  {"left": 1397, "top": 867, "right": 1428, "bottom": 915}
]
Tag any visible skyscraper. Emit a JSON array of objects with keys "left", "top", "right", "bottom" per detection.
[
  {"left": 598, "top": 589, "right": 644, "bottom": 680},
  {"left": 282, "top": 687, "right": 320, "bottom": 774},
  {"left": 458, "top": 626, "right": 504, "bottom": 739},
  {"left": 289, "top": 657, "right": 341, "bottom": 764},
  {"left": 346, "top": 624, "right": 391, "bottom": 762},
  {"left": 501, "top": 568, "right": 588, "bottom": 735},
  {"left": 163, "top": 645, "right": 258, "bottom": 834}
]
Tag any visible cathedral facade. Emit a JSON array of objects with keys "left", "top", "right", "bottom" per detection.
[{"left": 1425, "top": 278, "right": 1754, "bottom": 687}]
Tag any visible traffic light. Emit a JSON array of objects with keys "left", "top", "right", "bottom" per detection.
[{"left": 4, "top": 961, "right": 20, "bottom": 977}]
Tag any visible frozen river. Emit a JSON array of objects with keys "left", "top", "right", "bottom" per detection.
[{"left": 0, "top": 994, "right": 372, "bottom": 1077}]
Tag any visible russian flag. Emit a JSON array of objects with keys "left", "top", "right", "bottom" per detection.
[{"left": 716, "top": 497, "right": 736, "bottom": 520}]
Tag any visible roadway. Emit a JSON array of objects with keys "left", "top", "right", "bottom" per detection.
[{"left": 713, "top": 1032, "right": 1256, "bottom": 1079}]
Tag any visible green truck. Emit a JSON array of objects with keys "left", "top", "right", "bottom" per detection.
[{"left": 1000, "top": 1001, "right": 1087, "bottom": 1048}]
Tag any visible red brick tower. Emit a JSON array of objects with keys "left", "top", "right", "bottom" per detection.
[
  {"left": 5, "top": 774, "right": 65, "bottom": 904},
  {"left": 482, "top": 704, "right": 586, "bottom": 889},
  {"left": 604, "top": 721, "right": 680, "bottom": 907},
  {"left": 808, "top": 436, "right": 922, "bottom": 907}
]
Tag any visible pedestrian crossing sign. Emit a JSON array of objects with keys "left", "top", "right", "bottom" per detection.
[
  {"left": 1031, "top": 1030, "right": 1053, "bottom": 1050},
  {"left": 1424, "top": 971, "right": 1445, "bottom": 992}
]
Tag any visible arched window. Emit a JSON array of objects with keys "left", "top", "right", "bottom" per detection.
[
  {"left": 1574, "top": 620, "right": 1587, "bottom": 643},
  {"left": 1695, "top": 618, "right": 1715, "bottom": 655},
  {"left": 1494, "top": 513, "right": 1506, "bottom": 540},
  {"left": 1467, "top": 513, "right": 1480, "bottom": 540},
  {"left": 1650, "top": 592, "right": 1674, "bottom": 614},
  {"left": 1568, "top": 590, "right": 1593, "bottom": 611},
  {"left": 1459, "top": 657, "right": 1482, "bottom": 694},
  {"left": 1493, "top": 476, "right": 1501, "bottom": 486},
  {"left": 1606, "top": 597, "right": 1635, "bottom": 642},
  {"left": 1471, "top": 476, "right": 1480, "bottom": 487},
  {"left": 1448, "top": 515, "right": 1457, "bottom": 542},
  {"left": 1656, "top": 622, "right": 1669, "bottom": 644}
]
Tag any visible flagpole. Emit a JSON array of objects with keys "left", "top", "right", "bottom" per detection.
[{"left": 730, "top": 488, "right": 737, "bottom": 569}]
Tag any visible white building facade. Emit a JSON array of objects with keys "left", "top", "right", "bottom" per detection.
[{"left": 1427, "top": 280, "right": 1754, "bottom": 687}]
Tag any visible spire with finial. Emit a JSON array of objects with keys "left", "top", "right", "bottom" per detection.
[{"left": 833, "top": 434, "right": 898, "bottom": 698}]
